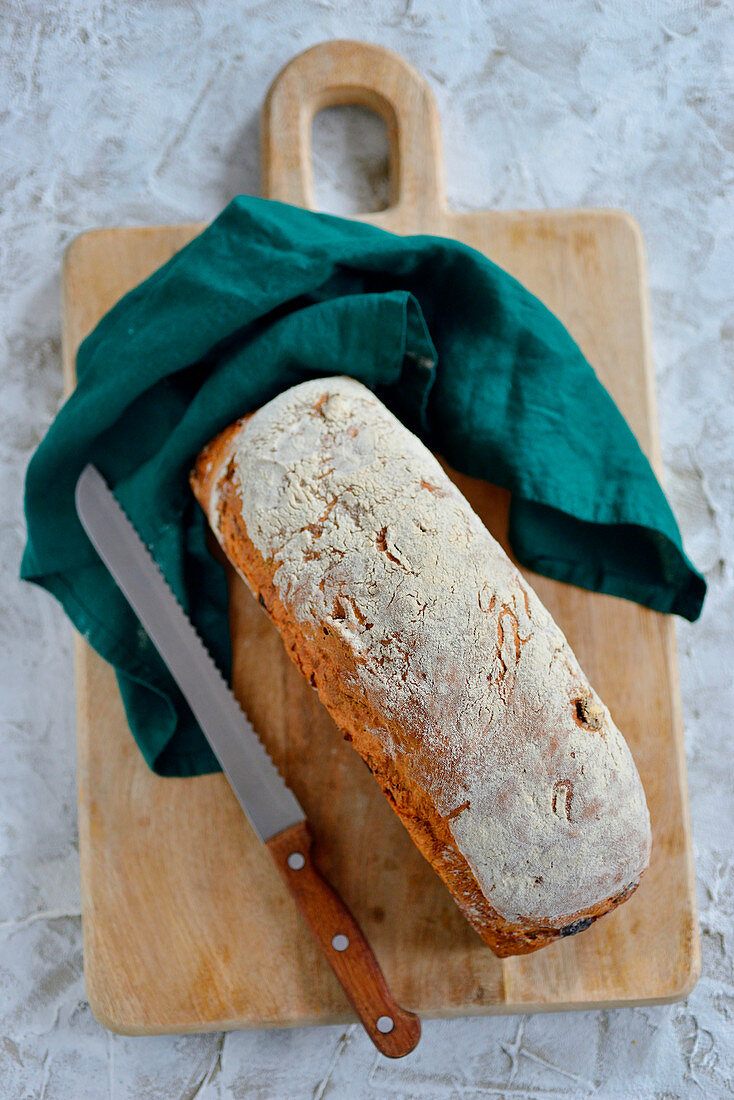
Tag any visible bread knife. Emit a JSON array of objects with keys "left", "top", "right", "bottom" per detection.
[{"left": 74, "top": 464, "right": 421, "bottom": 1057}]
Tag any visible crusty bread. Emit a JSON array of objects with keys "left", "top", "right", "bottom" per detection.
[{"left": 191, "top": 377, "right": 651, "bottom": 957}]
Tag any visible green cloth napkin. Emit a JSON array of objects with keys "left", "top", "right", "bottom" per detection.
[{"left": 21, "top": 196, "right": 705, "bottom": 777}]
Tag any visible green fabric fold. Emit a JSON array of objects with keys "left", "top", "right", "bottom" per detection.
[{"left": 21, "top": 195, "right": 705, "bottom": 776}]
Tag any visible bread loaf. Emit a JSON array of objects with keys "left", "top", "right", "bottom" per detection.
[{"left": 191, "top": 377, "right": 651, "bottom": 957}]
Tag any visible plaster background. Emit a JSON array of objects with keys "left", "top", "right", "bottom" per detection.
[{"left": 1, "top": 1, "right": 732, "bottom": 1097}]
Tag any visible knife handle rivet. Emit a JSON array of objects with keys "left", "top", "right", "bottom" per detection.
[
  {"left": 376, "top": 1016, "right": 394, "bottom": 1034},
  {"left": 331, "top": 934, "right": 349, "bottom": 951},
  {"left": 287, "top": 852, "right": 306, "bottom": 870}
]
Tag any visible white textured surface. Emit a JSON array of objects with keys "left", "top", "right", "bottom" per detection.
[{"left": 1, "top": 1, "right": 732, "bottom": 1096}]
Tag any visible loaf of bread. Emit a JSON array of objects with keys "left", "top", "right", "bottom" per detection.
[{"left": 191, "top": 377, "right": 651, "bottom": 957}]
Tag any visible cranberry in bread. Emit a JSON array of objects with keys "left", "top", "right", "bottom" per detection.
[{"left": 190, "top": 377, "right": 651, "bottom": 957}]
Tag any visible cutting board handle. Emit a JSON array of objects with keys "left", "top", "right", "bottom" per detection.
[{"left": 261, "top": 39, "right": 445, "bottom": 216}]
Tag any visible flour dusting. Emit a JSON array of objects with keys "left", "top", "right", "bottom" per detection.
[{"left": 226, "top": 377, "right": 651, "bottom": 923}]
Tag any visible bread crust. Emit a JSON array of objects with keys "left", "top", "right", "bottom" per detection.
[{"left": 190, "top": 381, "right": 651, "bottom": 957}]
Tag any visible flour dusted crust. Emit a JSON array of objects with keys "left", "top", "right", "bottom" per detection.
[{"left": 191, "top": 377, "right": 651, "bottom": 956}]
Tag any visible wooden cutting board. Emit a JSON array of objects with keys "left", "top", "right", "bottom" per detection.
[{"left": 63, "top": 40, "right": 699, "bottom": 1035}]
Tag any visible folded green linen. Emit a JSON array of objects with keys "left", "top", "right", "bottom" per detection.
[{"left": 21, "top": 196, "right": 705, "bottom": 776}]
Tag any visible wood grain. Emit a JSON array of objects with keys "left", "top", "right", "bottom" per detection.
[{"left": 62, "top": 40, "right": 699, "bottom": 1034}]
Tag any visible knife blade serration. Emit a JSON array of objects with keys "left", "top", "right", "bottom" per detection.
[{"left": 74, "top": 464, "right": 304, "bottom": 841}]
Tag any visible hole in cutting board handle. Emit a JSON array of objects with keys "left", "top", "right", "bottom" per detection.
[{"left": 311, "top": 105, "right": 390, "bottom": 216}]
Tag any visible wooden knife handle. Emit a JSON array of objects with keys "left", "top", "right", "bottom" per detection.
[{"left": 266, "top": 820, "right": 421, "bottom": 1058}]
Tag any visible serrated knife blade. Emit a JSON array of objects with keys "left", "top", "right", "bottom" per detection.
[
  {"left": 74, "top": 462, "right": 421, "bottom": 1057},
  {"left": 74, "top": 463, "right": 304, "bottom": 841}
]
